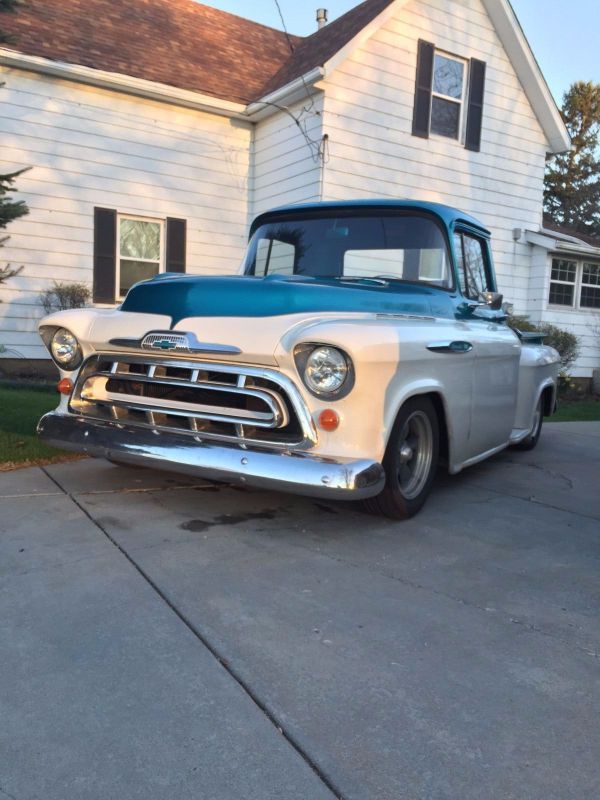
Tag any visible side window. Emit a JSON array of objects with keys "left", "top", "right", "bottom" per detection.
[
  {"left": 454, "top": 232, "right": 492, "bottom": 299},
  {"left": 254, "top": 239, "right": 295, "bottom": 276}
]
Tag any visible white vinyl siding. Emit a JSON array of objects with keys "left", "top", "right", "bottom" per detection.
[
  {"left": 251, "top": 96, "right": 324, "bottom": 218},
  {"left": 0, "top": 67, "right": 252, "bottom": 359},
  {"left": 319, "top": 0, "right": 549, "bottom": 311}
]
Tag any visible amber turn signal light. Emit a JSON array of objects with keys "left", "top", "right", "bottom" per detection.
[
  {"left": 318, "top": 409, "right": 340, "bottom": 432},
  {"left": 57, "top": 378, "right": 74, "bottom": 395}
]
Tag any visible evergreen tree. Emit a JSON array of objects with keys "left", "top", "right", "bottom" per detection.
[
  {"left": 544, "top": 81, "right": 600, "bottom": 235},
  {"left": 0, "top": 0, "right": 29, "bottom": 288}
]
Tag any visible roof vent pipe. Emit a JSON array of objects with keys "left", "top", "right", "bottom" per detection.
[{"left": 316, "top": 8, "right": 328, "bottom": 29}]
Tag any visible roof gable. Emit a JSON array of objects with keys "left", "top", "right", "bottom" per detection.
[{"left": 260, "top": 0, "right": 396, "bottom": 96}]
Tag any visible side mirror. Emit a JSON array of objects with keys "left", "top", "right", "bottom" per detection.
[{"left": 480, "top": 291, "right": 503, "bottom": 310}]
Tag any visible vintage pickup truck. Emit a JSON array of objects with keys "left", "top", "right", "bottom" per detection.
[{"left": 37, "top": 201, "right": 559, "bottom": 519}]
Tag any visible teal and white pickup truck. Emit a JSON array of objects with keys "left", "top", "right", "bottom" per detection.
[{"left": 37, "top": 201, "right": 559, "bottom": 519}]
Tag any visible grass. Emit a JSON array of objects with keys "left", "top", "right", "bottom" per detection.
[
  {"left": 0, "top": 384, "right": 80, "bottom": 470},
  {"left": 549, "top": 398, "right": 600, "bottom": 423}
]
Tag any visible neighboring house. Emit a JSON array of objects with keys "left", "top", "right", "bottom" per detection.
[
  {"left": 3, "top": 0, "right": 592, "bottom": 376},
  {"left": 522, "top": 218, "right": 600, "bottom": 378}
]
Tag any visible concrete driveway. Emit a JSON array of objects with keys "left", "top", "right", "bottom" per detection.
[{"left": 1, "top": 421, "right": 599, "bottom": 800}]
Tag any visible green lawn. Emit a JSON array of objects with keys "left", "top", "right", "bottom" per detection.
[
  {"left": 0, "top": 385, "right": 77, "bottom": 470},
  {"left": 550, "top": 399, "right": 600, "bottom": 423}
]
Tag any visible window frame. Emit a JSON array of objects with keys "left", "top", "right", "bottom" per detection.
[
  {"left": 116, "top": 213, "right": 165, "bottom": 300},
  {"left": 453, "top": 229, "right": 494, "bottom": 299},
  {"left": 580, "top": 262, "right": 600, "bottom": 310},
  {"left": 547, "top": 257, "right": 600, "bottom": 311},
  {"left": 548, "top": 257, "right": 577, "bottom": 308},
  {"left": 429, "top": 49, "right": 469, "bottom": 143}
]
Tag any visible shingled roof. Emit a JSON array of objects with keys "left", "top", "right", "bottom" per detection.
[
  {"left": 542, "top": 215, "right": 600, "bottom": 249},
  {"left": 0, "top": 0, "right": 395, "bottom": 104}
]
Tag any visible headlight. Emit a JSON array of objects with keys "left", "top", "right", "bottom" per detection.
[
  {"left": 295, "top": 345, "right": 353, "bottom": 399},
  {"left": 50, "top": 328, "right": 82, "bottom": 370}
]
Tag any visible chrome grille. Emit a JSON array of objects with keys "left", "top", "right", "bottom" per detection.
[{"left": 70, "top": 355, "right": 316, "bottom": 449}]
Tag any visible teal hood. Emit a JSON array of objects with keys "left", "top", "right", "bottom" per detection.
[{"left": 121, "top": 274, "right": 458, "bottom": 326}]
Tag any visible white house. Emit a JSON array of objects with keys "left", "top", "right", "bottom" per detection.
[{"left": 2, "top": 0, "right": 595, "bottom": 378}]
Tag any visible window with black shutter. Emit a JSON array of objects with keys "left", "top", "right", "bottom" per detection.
[
  {"left": 412, "top": 41, "right": 486, "bottom": 150},
  {"left": 93, "top": 210, "right": 186, "bottom": 302}
]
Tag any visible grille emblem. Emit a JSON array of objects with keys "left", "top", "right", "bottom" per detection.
[{"left": 141, "top": 333, "right": 191, "bottom": 353}]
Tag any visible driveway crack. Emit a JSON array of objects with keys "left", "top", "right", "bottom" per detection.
[{"left": 40, "top": 467, "right": 345, "bottom": 800}]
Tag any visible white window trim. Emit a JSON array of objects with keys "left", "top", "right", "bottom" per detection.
[
  {"left": 116, "top": 213, "right": 165, "bottom": 300},
  {"left": 548, "top": 257, "right": 600, "bottom": 310},
  {"left": 580, "top": 262, "right": 600, "bottom": 310},
  {"left": 430, "top": 50, "right": 469, "bottom": 144}
]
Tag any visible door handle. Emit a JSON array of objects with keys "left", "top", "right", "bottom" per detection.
[{"left": 427, "top": 340, "right": 473, "bottom": 354}]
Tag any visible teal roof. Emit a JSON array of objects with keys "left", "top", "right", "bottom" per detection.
[{"left": 250, "top": 200, "right": 490, "bottom": 238}]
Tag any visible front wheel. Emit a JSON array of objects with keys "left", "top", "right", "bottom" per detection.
[
  {"left": 364, "top": 397, "right": 439, "bottom": 520},
  {"left": 512, "top": 395, "right": 544, "bottom": 451}
]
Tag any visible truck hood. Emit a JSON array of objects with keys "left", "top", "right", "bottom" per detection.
[
  {"left": 120, "top": 273, "right": 456, "bottom": 324},
  {"left": 64, "top": 274, "right": 457, "bottom": 368}
]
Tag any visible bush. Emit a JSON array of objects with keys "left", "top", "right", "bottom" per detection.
[
  {"left": 507, "top": 313, "right": 580, "bottom": 373},
  {"left": 39, "top": 281, "right": 91, "bottom": 314}
]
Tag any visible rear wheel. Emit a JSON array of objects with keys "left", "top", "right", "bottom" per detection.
[
  {"left": 364, "top": 397, "right": 439, "bottom": 520},
  {"left": 513, "top": 395, "right": 544, "bottom": 451}
]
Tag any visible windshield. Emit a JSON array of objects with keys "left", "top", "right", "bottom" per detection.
[{"left": 243, "top": 213, "right": 453, "bottom": 289}]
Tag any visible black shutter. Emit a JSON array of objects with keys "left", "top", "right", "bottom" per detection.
[
  {"left": 465, "top": 59, "right": 486, "bottom": 152},
  {"left": 166, "top": 218, "right": 186, "bottom": 273},
  {"left": 93, "top": 207, "right": 116, "bottom": 304},
  {"left": 412, "top": 40, "right": 435, "bottom": 138}
]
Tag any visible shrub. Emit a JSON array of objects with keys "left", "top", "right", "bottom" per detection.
[
  {"left": 507, "top": 313, "right": 580, "bottom": 373},
  {"left": 39, "top": 281, "right": 91, "bottom": 314}
]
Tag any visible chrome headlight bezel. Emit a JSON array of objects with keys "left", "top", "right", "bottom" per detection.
[
  {"left": 42, "top": 326, "right": 83, "bottom": 371},
  {"left": 294, "top": 343, "right": 354, "bottom": 400}
]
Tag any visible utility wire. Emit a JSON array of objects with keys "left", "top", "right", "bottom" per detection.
[
  {"left": 273, "top": 0, "right": 296, "bottom": 53},
  {"left": 270, "top": 0, "right": 326, "bottom": 162}
]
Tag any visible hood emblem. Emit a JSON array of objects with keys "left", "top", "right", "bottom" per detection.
[{"left": 109, "top": 331, "right": 242, "bottom": 356}]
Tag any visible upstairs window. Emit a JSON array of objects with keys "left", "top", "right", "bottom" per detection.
[
  {"left": 412, "top": 40, "right": 486, "bottom": 152},
  {"left": 431, "top": 53, "right": 466, "bottom": 139}
]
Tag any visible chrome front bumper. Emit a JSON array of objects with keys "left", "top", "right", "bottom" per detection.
[{"left": 38, "top": 413, "right": 385, "bottom": 500}]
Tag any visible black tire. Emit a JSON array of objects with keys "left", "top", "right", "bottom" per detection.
[
  {"left": 513, "top": 395, "right": 544, "bottom": 451},
  {"left": 364, "top": 396, "right": 440, "bottom": 520}
]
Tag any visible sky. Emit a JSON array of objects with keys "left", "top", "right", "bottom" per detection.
[{"left": 204, "top": 0, "right": 599, "bottom": 105}]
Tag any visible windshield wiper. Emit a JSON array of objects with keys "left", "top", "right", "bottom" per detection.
[{"left": 333, "top": 276, "right": 390, "bottom": 286}]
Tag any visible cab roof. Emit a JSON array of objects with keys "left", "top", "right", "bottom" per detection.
[{"left": 250, "top": 200, "right": 491, "bottom": 238}]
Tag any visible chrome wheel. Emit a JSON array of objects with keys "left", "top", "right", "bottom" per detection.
[{"left": 396, "top": 410, "right": 434, "bottom": 500}]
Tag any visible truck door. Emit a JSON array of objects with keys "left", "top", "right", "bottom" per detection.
[{"left": 454, "top": 230, "right": 521, "bottom": 458}]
